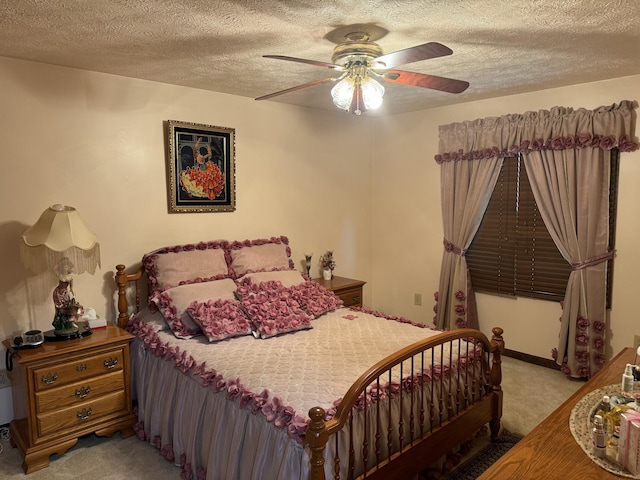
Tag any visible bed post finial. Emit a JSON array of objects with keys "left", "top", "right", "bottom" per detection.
[
  {"left": 116, "top": 264, "right": 130, "bottom": 329},
  {"left": 490, "top": 327, "right": 504, "bottom": 389},
  {"left": 307, "top": 406, "right": 328, "bottom": 480},
  {"left": 489, "top": 327, "right": 504, "bottom": 440}
]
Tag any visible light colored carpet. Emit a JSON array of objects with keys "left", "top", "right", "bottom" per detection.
[{"left": 0, "top": 356, "right": 583, "bottom": 479}]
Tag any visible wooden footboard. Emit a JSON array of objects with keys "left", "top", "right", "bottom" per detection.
[
  {"left": 114, "top": 264, "right": 503, "bottom": 480},
  {"left": 307, "top": 327, "right": 504, "bottom": 480}
]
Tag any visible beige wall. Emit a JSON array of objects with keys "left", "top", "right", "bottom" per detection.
[
  {"left": 371, "top": 74, "right": 640, "bottom": 363},
  {"left": 1, "top": 54, "right": 638, "bottom": 423},
  {"left": 0, "top": 57, "right": 373, "bottom": 424}
]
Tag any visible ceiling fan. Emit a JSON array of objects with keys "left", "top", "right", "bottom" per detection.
[{"left": 255, "top": 31, "right": 469, "bottom": 115}]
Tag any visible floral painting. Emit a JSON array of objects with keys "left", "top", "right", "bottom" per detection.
[{"left": 166, "top": 120, "right": 236, "bottom": 213}]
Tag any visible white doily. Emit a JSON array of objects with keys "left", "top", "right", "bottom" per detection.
[{"left": 569, "top": 383, "right": 640, "bottom": 478}]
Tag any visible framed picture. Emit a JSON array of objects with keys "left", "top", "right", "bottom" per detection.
[{"left": 166, "top": 120, "right": 236, "bottom": 213}]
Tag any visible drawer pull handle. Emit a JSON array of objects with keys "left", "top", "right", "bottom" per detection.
[
  {"left": 104, "top": 357, "right": 118, "bottom": 369},
  {"left": 76, "top": 364, "right": 87, "bottom": 372},
  {"left": 76, "top": 408, "right": 92, "bottom": 420},
  {"left": 353, "top": 296, "right": 360, "bottom": 302},
  {"left": 41, "top": 373, "right": 58, "bottom": 385},
  {"left": 75, "top": 386, "right": 91, "bottom": 398}
]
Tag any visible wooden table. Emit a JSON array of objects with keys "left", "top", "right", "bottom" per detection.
[
  {"left": 4, "top": 325, "right": 136, "bottom": 473},
  {"left": 313, "top": 276, "right": 366, "bottom": 307},
  {"left": 479, "top": 347, "right": 636, "bottom": 480}
]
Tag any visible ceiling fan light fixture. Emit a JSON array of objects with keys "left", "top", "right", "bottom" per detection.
[
  {"left": 260, "top": 35, "right": 467, "bottom": 113},
  {"left": 331, "top": 78, "right": 355, "bottom": 111},
  {"left": 331, "top": 76, "right": 384, "bottom": 114}
]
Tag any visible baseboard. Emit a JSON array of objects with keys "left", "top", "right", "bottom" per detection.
[{"left": 503, "top": 348, "right": 560, "bottom": 370}]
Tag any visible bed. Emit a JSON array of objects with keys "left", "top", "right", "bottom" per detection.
[{"left": 114, "top": 236, "right": 504, "bottom": 480}]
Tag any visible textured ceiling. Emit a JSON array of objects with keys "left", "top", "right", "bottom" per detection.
[{"left": 1, "top": 0, "right": 640, "bottom": 116}]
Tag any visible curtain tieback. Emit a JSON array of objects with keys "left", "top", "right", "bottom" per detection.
[
  {"left": 571, "top": 250, "right": 616, "bottom": 271},
  {"left": 443, "top": 239, "right": 466, "bottom": 256}
]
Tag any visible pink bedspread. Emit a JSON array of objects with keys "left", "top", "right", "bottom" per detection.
[{"left": 129, "top": 307, "right": 473, "bottom": 479}]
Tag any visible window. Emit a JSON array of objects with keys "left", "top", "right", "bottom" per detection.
[{"left": 466, "top": 150, "right": 619, "bottom": 305}]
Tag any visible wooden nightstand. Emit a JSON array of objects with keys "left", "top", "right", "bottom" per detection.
[
  {"left": 314, "top": 275, "right": 366, "bottom": 307},
  {"left": 3, "top": 325, "right": 136, "bottom": 474}
]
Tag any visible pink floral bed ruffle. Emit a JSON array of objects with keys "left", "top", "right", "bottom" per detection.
[{"left": 127, "top": 309, "right": 484, "bottom": 479}]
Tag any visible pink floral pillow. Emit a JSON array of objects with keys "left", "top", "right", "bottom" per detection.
[
  {"left": 289, "top": 281, "right": 344, "bottom": 318},
  {"left": 235, "top": 277, "right": 312, "bottom": 339},
  {"left": 239, "top": 271, "right": 342, "bottom": 319},
  {"left": 152, "top": 279, "right": 237, "bottom": 339},
  {"left": 186, "top": 299, "right": 252, "bottom": 342}
]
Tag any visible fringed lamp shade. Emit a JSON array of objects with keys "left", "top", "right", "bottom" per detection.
[{"left": 20, "top": 204, "right": 100, "bottom": 278}]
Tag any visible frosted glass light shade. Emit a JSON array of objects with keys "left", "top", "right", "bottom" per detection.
[
  {"left": 21, "top": 204, "right": 101, "bottom": 276},
  {"left": 331, "top": 78, "right": 355, "bottom": 111},
  {"left": 361, "top": 77, "right": 384, "bottom": 110},
  {"left": 331, "top": 76, "right": 384, "bottom": 113}
]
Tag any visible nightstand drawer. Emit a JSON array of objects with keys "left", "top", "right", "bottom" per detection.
[
  {"left": 35, "top": 370, "right": 125, "bottom": 413},
  {"left": 314, "top": 276, "right": 366, "bottom": 308},
  {"left": 33, "top": 348, "right": 124, "bottom": 392},
  {"left": 36, "top": 390, "right": 127, "bottom": 438},
  {"left": 336, "top": 287, "right": 363, "bottom": 307}
]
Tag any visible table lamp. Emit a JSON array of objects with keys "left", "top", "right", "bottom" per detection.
[{"left": 20, "top": 204, "right": 100, "bottom": 335}]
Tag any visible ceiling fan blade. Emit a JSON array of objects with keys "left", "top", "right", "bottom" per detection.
[
  {"left": 255, "top": 77, "right": 337, "bottom": 101},
  {"left": 383, "top": 69, "right": 469, "bottom": 94},
  {"left": 263, "top": 55, "right": 343, "bottom": 70},
  {"left": 374, "top": 42, "right": 453, "bottom": 69}
]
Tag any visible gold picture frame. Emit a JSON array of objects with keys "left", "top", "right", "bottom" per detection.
[{"left": 166, "top": 119, "right": 236, "bottom": 213}]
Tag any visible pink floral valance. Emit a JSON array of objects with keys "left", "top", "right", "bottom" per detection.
[{"left": 435, "top": 100, "right": 639, "bottom": 163}]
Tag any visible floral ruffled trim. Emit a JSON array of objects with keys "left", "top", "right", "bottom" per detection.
[
  {"left": 435, "top": 133, "right": 638, "bottom": 164},
  {"left": 323, "top": 342, "right": 485, "bottom": 421},
  {"left": 133, "top": 419, "right": 206, "bottom": 480},
  {"left": 127, "top": 310, "right": 485, "bottom": 450},
  {"left": 349, "top": 305, "right": 434, "bottom": 330},
  {"left": 152, "top": 289, "right": 201, "bottom": 339},
  {"left": 126, "top": 316, "right": 309, "bottom": 445}
]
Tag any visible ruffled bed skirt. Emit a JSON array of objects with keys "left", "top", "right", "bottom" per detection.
[{"left": 131, "top": 338, "right": 310, "bottom": 480}]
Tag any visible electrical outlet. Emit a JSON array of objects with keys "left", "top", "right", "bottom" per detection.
[
  {"left": 0, "top": 369, "right": 10, "bottom": 389},
  {"left": 634, "top": 335, "right": 640, "bottom": 351},
  {"left": 414, "top": 293, "right": 422, "bottom": 306}
]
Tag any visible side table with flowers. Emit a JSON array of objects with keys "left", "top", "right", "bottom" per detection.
[{"left": 313, "top": 276, "right": 366, "bottom": 308}]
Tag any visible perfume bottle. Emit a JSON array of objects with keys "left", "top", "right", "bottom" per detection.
[
  {"left": 622, "top": 364, "right": 634, "bottom": 394},
  {"left": 595, "top": 395, "right": 612, "bottom": 434},
  {"left": 592, "top": 414, "right": 606, "bottom": 458}
]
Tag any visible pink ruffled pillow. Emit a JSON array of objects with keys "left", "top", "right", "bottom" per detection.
[
  {"left": 142, "top": 240, "right": 232, "bottom": 301},
  {"left": 235, "top": 277, "right": 312, "bottom": 339},
  {"left": 289, "top": 281, "right": 343, "bottom": 318},
  {"left": 186, "top": 298, "right": 252, "bottom": 342},
  {"left": 239, "top": 270, "right": 343, "bottom": 319},
  {"left": 152, "top": 279, "right": 237, "bottom": 339}
]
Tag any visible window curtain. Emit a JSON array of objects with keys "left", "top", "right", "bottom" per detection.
[
  {"left": 434, "top": 156, "right": 503, "bottom": 330},
  {"left": 434, "top": 100, "right": 638, "bottom": 378}
]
